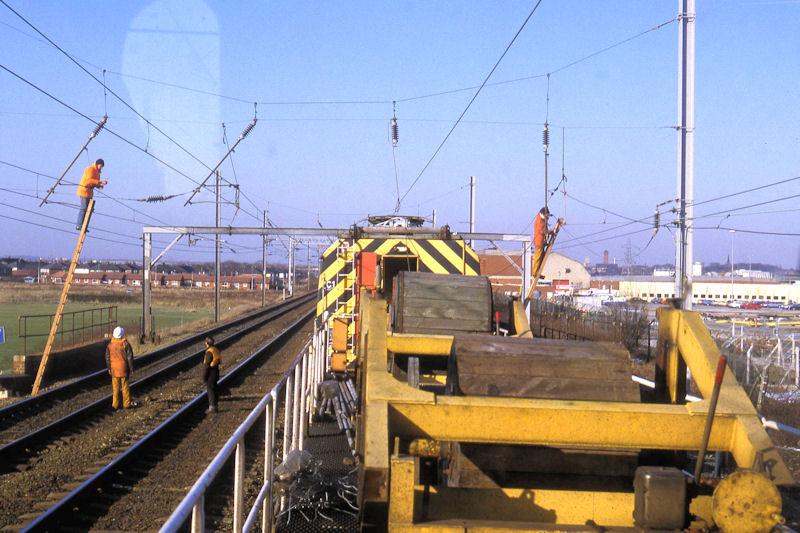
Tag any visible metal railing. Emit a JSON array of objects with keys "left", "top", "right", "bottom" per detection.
[
  {"left": 18, "top": 306, "right": 117, "bottom": 355},
  {"left": 161, "top": 328, "right": 327, "bottom": 533}
]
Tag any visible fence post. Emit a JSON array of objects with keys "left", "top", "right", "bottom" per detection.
[
  {"left": 795, "top": 345, "right": 799, "bottom": 389},
  {"left": 746, "top": 346, "right": 753, "bottom": 385},
  {"left": 233, "top": 440, "right": 246, "bottom": 533}
]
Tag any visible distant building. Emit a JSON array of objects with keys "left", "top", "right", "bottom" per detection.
[
  {"left": 734, "top": 269, "right": 772, "bottom": 279},
  {"left": 478, "top": 250, "right": 590, "bottom": 295},
  {"left": 593, "top": 276, "right": 799, "bottom": 303},
  {"left": 653, "top": 268, "right": 675, "bottom": 277}
]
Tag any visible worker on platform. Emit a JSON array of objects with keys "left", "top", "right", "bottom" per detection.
[
  {"left": 76, "top": 158, "right": 107, "bottom": 230},
  {"left": 202, "top": 337, "right": 221, "bottom": 413},
  {"left": 533, "top": 206, "right": 552, "bottom": 275},
  {"left": 106, "top": 326, "right": 135, "bottom": 410}
]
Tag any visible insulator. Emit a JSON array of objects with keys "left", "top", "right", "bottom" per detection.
[
  {"left": 391, "top": 117, "right": 399, "bottom": 146},
  {"left": 542, "top": 124, "right": 549, "bottom": 147},
  {"left": 90, "top": 115, "right": 108, "bottom": 138},
  {"left": 239, "top": 119, "right": 257, "bottom": 140},
  {"left": 654, "top": 209, "right": 660, "bottom": 230}
]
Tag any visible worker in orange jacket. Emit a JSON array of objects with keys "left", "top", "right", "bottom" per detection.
[
  {"left": 106, "top": 326, "right": 135, "bottom": 410},
  {"left": 76, "top": 158, "right": 107, "bottom": 230},
  {"left": 202, "top": 337, "right": 221, "bottom": 413},
  {"left": 533, "top": 206, "right": 551, "bottom": 275}
]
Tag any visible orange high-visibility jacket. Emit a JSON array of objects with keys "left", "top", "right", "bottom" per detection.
[
  {"left": 533, "top": 213, "right": 548, "bottom": 248},
  {"left": 77, "top": 163, "right": 102, "bottom": 198},
  {"left": 106, "top": 338, "right": 134, "bottom": 378},
  {"left": 204, "top": 346, "right": 221, "bottom": 368}
]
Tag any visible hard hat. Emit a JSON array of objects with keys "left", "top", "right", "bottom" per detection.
[{"left": 113, "top": 326, "right": 125, "bottom": 339}]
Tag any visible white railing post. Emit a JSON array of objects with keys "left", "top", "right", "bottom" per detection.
[
  {"left": 283, "top": 372, "right": 293, "bottom": 460},
  {"left": 309, "top": 344, "right": 318, "bottom": 423},
  {"left": 299, "top": 353, "right": 309, "bottom": 450},
  {"left": 262, "top": 399, "right": 274, "bottom": 533},
  {"left": 191, "top": 495, "right": 205, "bottom": 533},
  {"left": 746, "top": 345, "right": 753, "bottom": 385},
  {"left": 233, "top": 440, "right": 246, "bottom": 533},
  {"left": 292, "top": 363, "right": 302, "bottom": 450}
]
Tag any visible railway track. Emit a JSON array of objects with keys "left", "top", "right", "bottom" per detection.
[
  {"left": 0, "top": 300, "right": 314, "bottom": 532},
  {"left": 0, "top": 293, "right": 313, "bottom": 464}
]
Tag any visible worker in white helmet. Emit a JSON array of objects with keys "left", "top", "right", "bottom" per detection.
[{"left": 105, "top": 326, "right": 135, "bottom": 410}]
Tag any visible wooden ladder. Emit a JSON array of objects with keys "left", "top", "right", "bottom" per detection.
[
  {"left": 30, "top": 198, "right": 95, "bottom": 396},
  {"left": 525, "top": 217, "right": 565, "bottom": 301}
]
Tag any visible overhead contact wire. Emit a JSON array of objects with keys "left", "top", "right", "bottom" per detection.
[{"left": 397, "top": 0, "right": 545, "bottom": 209}]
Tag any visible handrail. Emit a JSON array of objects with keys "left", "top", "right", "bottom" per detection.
[{"left": 161, "top": 327, "right": 326, "bottom": 533}]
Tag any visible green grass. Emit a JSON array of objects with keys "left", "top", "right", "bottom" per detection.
[{"left": 0, "top": 303, "right": 214, "bottom": 373}]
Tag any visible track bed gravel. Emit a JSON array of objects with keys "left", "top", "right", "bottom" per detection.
[
  {"left": 0, "top": 302, "right": 305, "bottom": 447},
  {"left": 0, "top": 305, "right": 311, "bottom": 531}
]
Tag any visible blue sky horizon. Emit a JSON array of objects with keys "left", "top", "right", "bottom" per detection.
[{"left": 2, "top": 1, "right": 799, "bottom": 267}]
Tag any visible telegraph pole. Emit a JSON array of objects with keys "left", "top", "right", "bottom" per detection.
[
  {"left": 469, "top": 176, "right": 476, "bottom": 247},
  {"left": 288, "top": 237, "right": 294, "bottom": 297},
  {"left": 306, "top": 241, "right": 311, "bottom": 290},
  {"left": 214, "top": 171, "right": 221, "bottom": 322},
  {"left": 262, "top": 210, "right": 268, "bottom": 306},
  {"left": 675, "top": 0, "right": 695, "bottom": 310}
]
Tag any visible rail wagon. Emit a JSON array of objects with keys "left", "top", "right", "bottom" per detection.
[{"left": 309, "top": 218, "right": 794, "bottom": 532}]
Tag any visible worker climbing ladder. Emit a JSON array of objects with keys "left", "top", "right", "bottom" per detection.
[
  {"left": 30, "top": 199, "right": 95, "bottom": 396},
  {"left": 525, "top": 217, "right": 565, "bottom": 301}
]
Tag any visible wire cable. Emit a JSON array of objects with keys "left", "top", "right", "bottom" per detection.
[
  {"left": 397, "top": 0, "right": 545, "bottom": 210},
  {"left": 691, "top": 175, "right": 800, "bottom": 208},
  {"left": 0, "top": 63, "right": 210, "bottom": 190},
  {"left": 0, "top": 0, "right": 216, "bottom": 174}
]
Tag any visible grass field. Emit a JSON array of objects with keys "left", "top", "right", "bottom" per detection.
[{"left": 0, "top": 282, "right": 282, "bottom": 373}]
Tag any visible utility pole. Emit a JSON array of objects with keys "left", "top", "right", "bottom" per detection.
[
  {"left": 306, "top": 241, "right": 311, "bottom": 290},
  {"left": 469, "top": 176, "right": 476, "bottom": 248},
  {"left": 142, "top": 232, "right": 152, "bottom": 342},
  {"left": 214, "top": 170, "right": 221, "bottom": 322},
  {"left": 262, "top": 210, "right": 268, "bottom": 306},
  {"left": 675, "top": 0, "right": 695, "bottom": 310},
  {"left": 730, "top": 230, "right": 735, "bottom": 300},
  {"left": 432, "top": 209, "right": 437, "bottom": 228},
  {"left": 288, "top": 237, "right": 294, "bottom": 297}
]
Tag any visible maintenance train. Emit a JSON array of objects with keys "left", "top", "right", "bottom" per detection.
[{"left": 311, "top": 215, "right": 793, "bottom": 532}]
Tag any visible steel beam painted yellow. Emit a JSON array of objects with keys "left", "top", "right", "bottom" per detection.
[
  {"left": 386, "top": 333, "right": 454, "bottom": 356},
  {"left": 388, "top": 449, "right": 639, "bottom": 530},
  {"left": 658, "top": 308, "right": 794, "bottom": 485}
]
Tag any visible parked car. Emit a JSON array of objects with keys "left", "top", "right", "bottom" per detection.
[
  {"left": 727, "top": 301, "right": 741, "bottom": 308},
  {"left": 741, "top": 302, "right": 762, "bottom": 310},
  {"left": 783, "top": 303, "right": 800, "bottom": 310},
  {"left": 23, "top": 276, "right": 35, "bottom": 284}
]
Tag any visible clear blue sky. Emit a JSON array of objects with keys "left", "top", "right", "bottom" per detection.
[{"left": 1, "top": 1, "right": 798, "bottom": 268}]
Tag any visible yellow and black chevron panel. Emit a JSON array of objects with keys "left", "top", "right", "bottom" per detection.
[{"left": 316, "top": 237, "right": 480, "bottom": 320}]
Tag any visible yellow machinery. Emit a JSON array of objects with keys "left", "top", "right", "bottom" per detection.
[{"left": 314, "top": 226, "right": 794, "bottom": 532}]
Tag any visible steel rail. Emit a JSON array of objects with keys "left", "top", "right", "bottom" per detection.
[
  {"left": 0, "top": 294, "right": 314, "bottom": 467},
  {"left": 164, "top": 326, "right": 328, "bottom": 533},
  {"left": 0, "top": 293, "right": 312, "bottom": 431},
  {"left": 19, "top": 309, "right": 313, "bottom": 532}
]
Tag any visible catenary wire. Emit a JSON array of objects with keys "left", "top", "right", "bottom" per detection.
[
  {"left": 0, "top": 0, "right": 218, "bottom": 174},
  {"left": 397, "top": 0, "right": 545, "bottom": 209}
]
